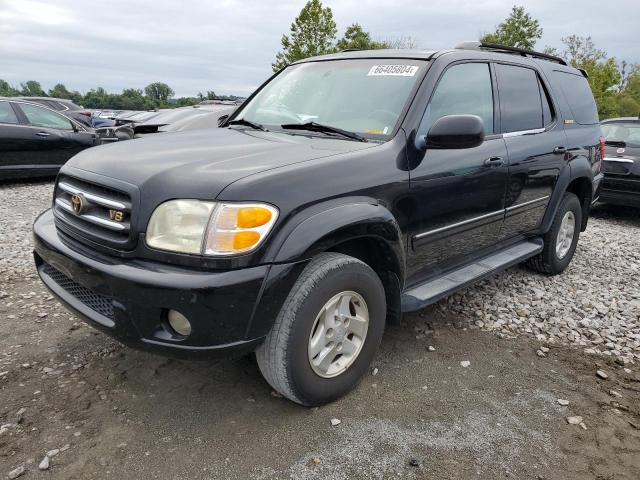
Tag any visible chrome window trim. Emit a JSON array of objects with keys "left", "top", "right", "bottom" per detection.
[
  {"left": 414, "top": 209, "right": 504, "bottom": 240},
  {"left": 505, "top": 195, "right": 550, "bottom": 212},
  {"left": 503, "top": 127, "right": 545, "bottom": 138},
  {"left": 58, "top": 181, "right": 129, "bottom": 210}
]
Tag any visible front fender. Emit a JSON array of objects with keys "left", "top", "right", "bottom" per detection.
[{"left": 266, "top": 198, "right": 406, "bottom": 282}]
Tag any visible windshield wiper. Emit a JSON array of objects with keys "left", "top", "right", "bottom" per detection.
[
  {"left": 280, "top": 122, "right": 367, "bottom": 142},
  {"left": 228, "top": 118, "right": 267, "bottom": 131}
]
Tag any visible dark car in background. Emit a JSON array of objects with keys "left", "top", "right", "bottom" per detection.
[
  {"left": 600, "top": 117, "right": 640, "bottom": 208},
  {"left": 16, "top": 96, "right": 94, "bottom": 126},
  {"left": 16, "top": 96, "right": 118, "bottom": 130},
  {"left": 0, "top": 98, "right": 100, "bottom": 180}
]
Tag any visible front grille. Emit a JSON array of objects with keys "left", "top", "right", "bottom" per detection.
[
  {"left": 42, "top": 263, "right": 114, "bottom": 319},
  {"left": 53, "top": 175, "right": 133, "bottom": 249}
]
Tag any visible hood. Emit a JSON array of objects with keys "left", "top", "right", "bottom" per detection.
[{"left": 64, "top": 127, "right": 376, "bottom": 199}]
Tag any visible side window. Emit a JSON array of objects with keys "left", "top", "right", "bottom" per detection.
[
  {"left": 420, "top": 62, "right": 494, "bottom": 135},
  {"left": 552, "top": 71, "right": 599, "bottom": 125},
  {"left": 495, "top": 64, "right": 544, "bottom": 133},
  {"left": 45, "top": 100, "right": 65, "bottom": 111},
  {"left": 19, "top": 103, "right": 74, "bottom": 130},
  {"left": 0, "top": 101, "right": 19, "bottom": 125}
]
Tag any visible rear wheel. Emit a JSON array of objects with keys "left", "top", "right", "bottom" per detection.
[
  {"left": 256, "top": 253, "right": 386, "bottom": 406},
  {"left": 528, "top": 192, "right": 582, "bottom": 275}
]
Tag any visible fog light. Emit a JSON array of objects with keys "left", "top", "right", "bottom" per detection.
[{"left": 167, "top": 310, "right": 192, "bottom": 337}]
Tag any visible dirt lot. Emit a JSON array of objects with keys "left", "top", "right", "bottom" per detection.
[{"left": 1, "top": 180, "right": 639, "bottom": 479}]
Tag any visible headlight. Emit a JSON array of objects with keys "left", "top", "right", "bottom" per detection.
[
  {"left": 146, "top": 200, "right": 216, "bottom": 254},
  {"left": 146, "top": 200, "right": 278, "bottom": 256}
]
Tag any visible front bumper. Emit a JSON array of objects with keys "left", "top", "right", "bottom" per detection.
[{"left": 33, "top": 209, "right": 297, "bottom": 358}]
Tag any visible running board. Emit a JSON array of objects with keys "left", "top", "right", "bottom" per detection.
[{"left": 401, "top": 239, "right": 543, "bottom": 312}]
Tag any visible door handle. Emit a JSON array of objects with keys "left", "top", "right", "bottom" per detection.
[
  {"left": 35, "top": 132, "right": 51, "bottom": 137},
  {"left": 553, "top": 146, "right": 567, "bottom": 154},
  {"left": 483, "top": 156, "right": 504, "bottom": 167}
]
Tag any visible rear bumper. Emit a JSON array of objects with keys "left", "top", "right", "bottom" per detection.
[
  {"left": 599, "top": 174, "right": 640, "bottom": 207},
  {"left": 33, "top": 209, "right": 298, "bottom": 358}
]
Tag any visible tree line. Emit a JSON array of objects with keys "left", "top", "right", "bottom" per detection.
[
  {"left": 3, "top": 2, "right": 638, "bottom": 118},
  {"left": 0, "top": 79, "right": 239, "bottom": 110},
  {"left": 274, "top": 2, "right": 640, "bottom": 120}
]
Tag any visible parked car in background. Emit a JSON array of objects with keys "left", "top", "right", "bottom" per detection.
[
  {"left": 0, "top": 98, "right": 100, "bottom": 180},
  {"left": 599, "top": 117, "right": 640, "bottom": 208},
  {"left": 135, "top": 105, "right": 235, "bottom": 135},
  {"left": 15, "top": 97, "right": 94, "bottom": 127},
  {"left": 158, "top": 106, "right": 235, "bottom": 133}
]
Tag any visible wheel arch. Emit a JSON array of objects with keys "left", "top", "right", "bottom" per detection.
[
  {"left": 541, "top": 159, "right": 593, "bottom": 233},
  {"left": 268, "top": 200, "right": 406, "bottom": 324}
]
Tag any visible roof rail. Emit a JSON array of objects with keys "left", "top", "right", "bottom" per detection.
[{"left": 455, "top": 41, "right": 567, "bottom": 66}]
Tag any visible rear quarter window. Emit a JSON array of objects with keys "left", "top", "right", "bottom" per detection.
[{"left": 552, "top": 71, "right": 599, "bottom": 125}]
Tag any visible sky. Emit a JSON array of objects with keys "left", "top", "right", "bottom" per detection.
[{"left": 1, "top": 0, "right": 638, "bottom": 98}]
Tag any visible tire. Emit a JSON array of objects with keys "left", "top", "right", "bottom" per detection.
[
  {"left": 528, "top": 192, "right": 582, "bottom": 275},
  {"left": 256, "top": 252, "right": 386, "bottom": 406}
]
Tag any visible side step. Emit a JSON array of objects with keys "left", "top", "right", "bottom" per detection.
[{"left": 401, "top": 239, "right": 543, "bottom": 312}]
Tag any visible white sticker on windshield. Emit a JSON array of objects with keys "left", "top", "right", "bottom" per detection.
[{"left": 368, "top": 65, "right": 419, "bottom": 77}]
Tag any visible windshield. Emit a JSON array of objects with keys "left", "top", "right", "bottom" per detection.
[
  {"left": 236, "top": 59, "right": 427, "bottom": 140},
  {"left": 602, "top": 122, "right": 640, "bottom": 148}
]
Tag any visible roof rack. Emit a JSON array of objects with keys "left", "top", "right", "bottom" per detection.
[{"left": 455, "top": 41, "right": 567, "bottom": 66}]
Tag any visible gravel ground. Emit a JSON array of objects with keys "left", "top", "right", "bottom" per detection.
[{"left": 1, "top": 179, "right": 639, "bottom": 479}]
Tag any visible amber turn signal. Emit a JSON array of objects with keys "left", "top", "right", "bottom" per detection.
[
  {"left": 233, "top": 231, "right": 261, "bottom": 250},
  {"left": 236, "top": 207, "right": 273, "bottom": 228}
]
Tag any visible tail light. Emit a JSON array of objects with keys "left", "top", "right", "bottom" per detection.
[
  {"left": 80, "top": 111, "right": 92, "bottom": 117},
  {"left": 598, "top": 136, "right": 606, "bottom": 171}
]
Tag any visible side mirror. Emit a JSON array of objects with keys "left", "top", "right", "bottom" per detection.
[
  {"left": 417, "top": 114, "right": 485, "bottom": 150},
  {"left": 217, "top": 114, "right": 229, "bottom": 127}
]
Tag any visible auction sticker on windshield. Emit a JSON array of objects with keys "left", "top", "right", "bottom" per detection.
[{"left": 368, "top": 65, "right": 419, "bottom": 76}]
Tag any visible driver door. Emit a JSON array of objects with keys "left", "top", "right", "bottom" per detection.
[{"left": 406, "top": 61, "right": 509, "bottom": 284}]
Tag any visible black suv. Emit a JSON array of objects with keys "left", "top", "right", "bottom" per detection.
[{"left": 33, "top": 42, "right": 603, "bottom": 406}]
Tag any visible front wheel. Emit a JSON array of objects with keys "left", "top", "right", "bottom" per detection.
[
  {"left": 256, "top": 253, "right": 386, "bottom": 406},
  {"left": 528, "top": 192, "right": 582, "bottom": 275}
]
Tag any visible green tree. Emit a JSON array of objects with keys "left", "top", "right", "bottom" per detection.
[
  {"left": 206, "top": 90, "right": 217, "bottom": 100},
  {"left": 336, "top": 23, "right": 389, "bottom": 51},
  {"left": 20, "top": 80, "right": 45, "bottom": 96},
  {"left": 610, "top": 66, "right": 640, "bottom": 117},
  {"left": 82, "top": 87, "right": 111, "bottom": 109},
  {"left": 481, "top": 5, "right": 543, "bottom": 50},
  {"left": 48, "top": 83, "right": 72, "bottom": 98},
  {"left": 175, "top": 97, "right": 198, "bottom": 107},
  {"left": 119, "top": 88, "right": 147, "bottom": 110},
  {"left": 272, "top": 0, "right": 337, "bottom": 71},
  {"left": 144, "top": 82, "right": 174, "bottom": 103},
  {"left": 0, "top": 79, "right": 20, "bottom": 96},
  {"left": 48, "top": 83, "right": 84, "bottom": 104}
]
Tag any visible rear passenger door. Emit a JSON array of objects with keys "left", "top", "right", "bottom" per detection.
[{"left": 495, "top": 63, "right": 566, "bottom": 238}]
